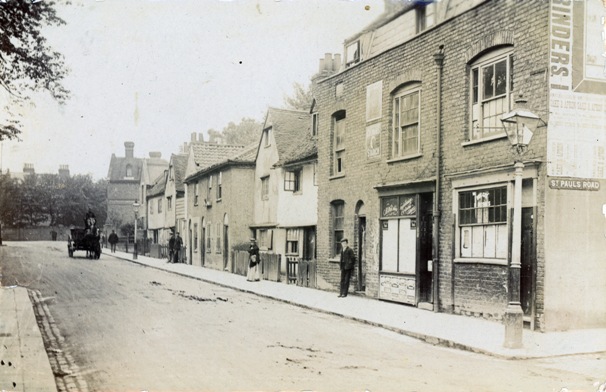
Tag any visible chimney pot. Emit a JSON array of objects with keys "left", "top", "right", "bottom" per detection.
[{"left": 333, "top": 54, "right": 342, "bottom": 71}]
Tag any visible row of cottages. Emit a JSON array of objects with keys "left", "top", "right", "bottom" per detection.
[
  {"left": 183, "top": 108, "right": 317, "bottom": 274},
  {"left": 311, "top": 0, "right": 606, "bottom": 332}
]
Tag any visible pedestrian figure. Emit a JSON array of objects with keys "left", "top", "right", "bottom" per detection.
[
  {"left": 173, "top": 232, "right": 183, "bottom": 263},
  {"left": 108, "top": 230, "right": 119, "bottom": 253},
  {"left": 168, "top": 232, "right": 175, "bottom": 263},
  {"left": 246, "top": 238, "right": 260, "bottom": 282},
  {"left": 338, "top": 238, "right": 356, "bottom": 297}
]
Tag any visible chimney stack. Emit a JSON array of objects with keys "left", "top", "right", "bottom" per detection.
[
  {"left": 149, "top": 152, "right": 162, "bottom": 159},
  {"left": 324, "top": 53, "right": 333, "bottom": 71},
  {"left": 333, "top": 54, "right": 342, "bottom": 71},
  {"left": 124, "top": 141, "right": 135, "bottom": 158},
  {"left": 58, "top": 164, "right": 70, "bottom": 178},
  {"left": 23, "top": 163, "right": 35, "bottom": 176},
  {"left": 191, "top": 132, "right": 196, "bottom": 142},
  {"left": 198, "top": 133, "right": 204, "bottom": 142}
]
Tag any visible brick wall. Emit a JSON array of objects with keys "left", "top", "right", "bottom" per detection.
[{"left": 315, "top": 0, "right": 550, "bottom": 324}]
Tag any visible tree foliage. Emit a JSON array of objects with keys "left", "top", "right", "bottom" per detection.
[
  {"left": 0, "top": 0, "right": 69, "bottom": 140},
  {"left": 0, "top": 172, "right": 106, "bottom": 228},
  {"left": 283, "top": 82, "right": 313, "bottom": 112},
  {"left": 208, "top": 117, "right": 262, "bottom": 146}
]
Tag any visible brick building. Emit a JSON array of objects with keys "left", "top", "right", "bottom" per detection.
[
  {"left": 106, "top": 142, "right": 143, "bottom": 232},
  {"left": 313, "top": 0, "right": 606, "bottom": 331}
]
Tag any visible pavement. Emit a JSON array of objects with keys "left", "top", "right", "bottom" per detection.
[{"left": 2, "top": 246, "right": 606, "bottom": 391}]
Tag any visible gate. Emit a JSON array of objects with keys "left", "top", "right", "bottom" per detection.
[{"left": 286, "top": 257, "right": 316, "bottom": 288}]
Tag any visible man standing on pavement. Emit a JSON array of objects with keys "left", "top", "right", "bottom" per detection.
[
  {"left": 168, "top": 232, "right": 175, "bottom": 263},
  {"left": 338, "top": 238, "right": 356, "bottom": 298},
  {"left": 108, "top": 230, "right": 118, "bottom": 253},
  {"left": 173, "top": 232, "right": 183, "bottom": 263}
]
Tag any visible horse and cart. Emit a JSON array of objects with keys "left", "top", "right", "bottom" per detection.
[{"left": 67, "top": 210, "right": 101, "bottom": 259}]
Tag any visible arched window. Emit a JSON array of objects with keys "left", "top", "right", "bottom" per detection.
[
  {"left": 469, "top": 46, "right": 514, "bottom": 141},
  {"left": 125, "top": 164, "right": 133, "bottom": 178}
]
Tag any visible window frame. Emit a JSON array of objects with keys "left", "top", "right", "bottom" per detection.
[
  {"left": 158, "top": 198, "right": 162, "bottom": 213},
  {"left": 345, "top": 40, "right": 360, "bottom": 67},
  {"left": 456, "top": 185, "right": 509, "bottom": 263},
  {"left": 332, "top": 111, "right": 346, "bottom": 176},
  {"left": 469, "top": 47, "right": 514, "bottom": 142},
  {"left": 264, "top": 127, "right": 272, "bottom": 148},
  {"left": 167, "top": 196, "right": 172, "bottom": 211},
  {"left": 311, "top": 112, "right": 319, "bottom": 137},
  {"left": 284, "top": 169, "right": 302, "bottom": 192},
  {"left": 286, "top": 228, "right": 300, "bottom": 256},
  {"left": 261, "top": 176, "right": 270, "bottom": 200},
  {"left": 332, "top": 201, "right": 345, "bottom": 258},
  {"left": 217, "top": 172, "right": 222, "bottom": 200},
  {"left": 392, "top": 86, "right": 421, "bottom": 159}
]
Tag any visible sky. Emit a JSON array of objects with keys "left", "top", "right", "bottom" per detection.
[{"left": 0, "top": 0, "right": 384, "bottom": 180}]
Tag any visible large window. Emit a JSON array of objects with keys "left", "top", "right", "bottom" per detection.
[
  {"left": 332, "top": 201, "right": 345, "bottom": 257},
  {"left": 284, "top": 169, "right": 301, "bottom": 192},
  {"left": 470, "top": 48, "right": 513, "bottom": 141},
  {"left": 333, "top": 111, "right": 346, "bottom": 176},
  {"left": 458, "top": 186, "right": 508, "bottom": 259},
  {"left": 393, "top": 88, "right": 420, "bottom": 158},
  {"left": 380, "top": 195, "right": 417, "bottom": 273}
]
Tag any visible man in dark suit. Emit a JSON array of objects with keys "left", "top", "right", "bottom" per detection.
[{"left": 339, "top": 238, "right": 356, "bottom": 298}]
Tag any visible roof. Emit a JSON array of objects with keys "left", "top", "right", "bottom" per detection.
[
  {"left": 264, "top": 107, "right": 316, "bottom": 166},
  {"left": 107, "top": 154, "right": 143, "bottom": 182},
  {"left": 171, "top": 154, "right": 189, "bottom": 193},
  {"left": 147, "top": 171, "right": 167, "bottom": 198},
  {"left": 185, "top": 143, "right": 257, "bottom": 182},
  {"left": 189, "top": 142, "right": 246, "bottom": 170}
]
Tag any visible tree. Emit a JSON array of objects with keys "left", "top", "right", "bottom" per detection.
[
  {"left": 0, "top": 0, "right": 69, "bottom": 140},
  {"left": 207, "top": 117, "right": 262, "bottom": 146},
  {"left": 283, "top": 82, "right": 313, "bottom": 112}
]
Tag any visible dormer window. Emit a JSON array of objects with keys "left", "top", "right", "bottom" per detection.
[
  {"left": 125, "top": 164, "right": 133, "bottom": 178},
  {"left": 416, "top": 2, "right": 436, "bottom": 33},
  {"left": 345, "top": 41, "right": 360, "bottom": 67},
  {"left": 264, "top": 127, "right": 272, "bottom": 147},
  {"left": 311, "top": 112, "right": 319, "bottom": 137}
]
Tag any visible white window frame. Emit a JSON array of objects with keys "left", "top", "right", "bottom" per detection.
[
  {"left": 264, "top": 127, "right": 272, "bottom": 147},
  {"left": 284, "top": 169, "right": 301, "bottom": 192},
  {"left": 333, "top": 112, "right": 346, "bottom": 176},
  {"left": 345, "top": 40, "right": 360, "bottom": 67},
  {"left": 392, "top": 87, "right": 421, "bottom": 158},
  {"left": 332, "top": 201, "right": 344, "bottom": 258},
  {"left": 261, "top": 176, "right": 269, "bottom": 200},
  {"left": 456, "top": 185, "right": 509, "bottom": 263},
  {"left": 469, "top": 47, "right": 514, "bottom": 142}
]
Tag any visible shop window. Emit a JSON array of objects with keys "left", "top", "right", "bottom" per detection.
[
  {"left": 284, "top": 169, "right": 301, "bottom": 192},
  {"left": 380, "top": 195, "right": 417, "bottom": 273},
  {"left": 332, "top": 201, "right": 345, "bottom": 257},
  {"left": 393, "top": 87, "right": 421, "bottom": 158},
  {"left": 458, "top": 186, "right": 508, "bottom": 259},
  {"left": 470, "top": 47, "right": 513, "bottom": 141}
]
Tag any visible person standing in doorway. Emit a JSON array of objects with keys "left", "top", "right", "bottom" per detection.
[
  {"left": 247, "top": 238, "right": 261, "bottom": 282},
  {"left": 173, "top": 232, "right": 183, "bottom": 263},
  {"left": 108, "top": 230, "right": 118, "bottom": 253},
  {"left": 338, "top": 238, "right": 356, "bottom": 297}
]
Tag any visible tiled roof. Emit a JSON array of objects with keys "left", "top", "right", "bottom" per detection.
[
  {"left": 107, "top": 155, "right": 143, "bottom": 182},
  {"left": 171, "top": 154, "right": 189, "bottom": 193},
  {"left": 266, "top": 107, "right": 316, "bottom": 166},
  {"left": 189, "top": 142, "right": 246, "bottom": 170},
  {"left": 147, "top": 171, "right": 167, "bottom": 198},
  {"left": 185, "top": 143, "right": 257, "bottom": 182}
]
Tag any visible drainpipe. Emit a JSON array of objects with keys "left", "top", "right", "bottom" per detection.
[{"left": 432, "top": 45, "right": 444, "bottom": 313}]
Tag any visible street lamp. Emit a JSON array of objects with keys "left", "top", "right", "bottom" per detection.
[
  {"left": 133, "top": 201, "right": 140, "bottom": 260},
  {"left": 500, "top": 95, "right": 541, "bottom": 349}
]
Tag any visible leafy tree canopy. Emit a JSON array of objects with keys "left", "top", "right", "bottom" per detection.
[
  {"left": 0, "top": 0, "right": 69, "bottom": 141},
  {"left": 208, "top": 117, "right": 262, "bottom": 146},
  {"left": 283, "top": 81, "right": 313, "bottom": 112}
]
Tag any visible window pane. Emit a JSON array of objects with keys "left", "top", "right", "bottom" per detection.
[
  {"left": 494, "top": 59, "right": 507, "bottom": 96},
  {"left": 399, "top": 195, "right": 416, "bottom": 216},
  {"left": 472, "top": 68, "right": 479, "bottom": 104},
  {"left": 482, "top": 64, "right": 494, "bottom": 100},
  {"left": 382, "top": 197, "right": 399, "bottom": 217}
]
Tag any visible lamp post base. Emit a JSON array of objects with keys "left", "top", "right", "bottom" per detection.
[{"left": 503, "top": 302, "right": 524, "bottom": 348}]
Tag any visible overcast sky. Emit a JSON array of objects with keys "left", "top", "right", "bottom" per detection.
[{"left": 0, "top": 0, "right": 384, "bottom": 180}]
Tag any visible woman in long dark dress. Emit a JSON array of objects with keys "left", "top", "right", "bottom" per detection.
[{"left": 247, "top": 238, "right": 261, "bottom": 282}]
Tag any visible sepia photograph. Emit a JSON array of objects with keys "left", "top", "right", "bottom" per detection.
[{"left": 1, "top": 0, "right": 605, "bottom": 391}]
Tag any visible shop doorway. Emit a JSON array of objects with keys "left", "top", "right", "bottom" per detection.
[
  {"left": 417, "top": 193, "right": 433, "bottom": 304},
  {"left": 357, "top": 216, "right": 366, "bottom": 291}
]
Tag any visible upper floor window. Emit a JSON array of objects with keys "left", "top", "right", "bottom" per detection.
[
  {"left": 194, "top": 182, "right": 199, "bottom": 206},
  {"left": 217, "top": 172, "right": 222, "bottom": 200},
  {"left": 416, "top": 2, "right": 436, "bottom": 33},
  {"left": 207, "top": 175, "right": 213, "bottom": 200},
  {"left": 167, "top": 196, "right": 172, "bottom": 211},
  {"left": 345, "top": 41, "right": 360, "bottom": 67},
  {"left": 470, "top": 47, "right": 513, "bottom": 141},
  {"left": 393, "top": 87, "right": 421, "bottom": 158},
  {"left": 311, "top": 112, "right": 319, "bottom": 137},
  {"left": 125, "top": 164, "right": 133, "bottom": 178},
  {"left": 284, "top": 169, "right": 301, "bottom": 192},
  {"left": 261, "top": 176, "right": 269, "bottom": 200},
  {"left": 264, "top": 127, "right": 272, "bottom": 147},
  {"left": 458, "top": 186, "right": 508, "bottom": 260},
  {"left": 158, "top": 198, "right": 162, "bottom": 213},
  {"left": 333, "top": 111, "right": 346, "bottom": 176}
]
